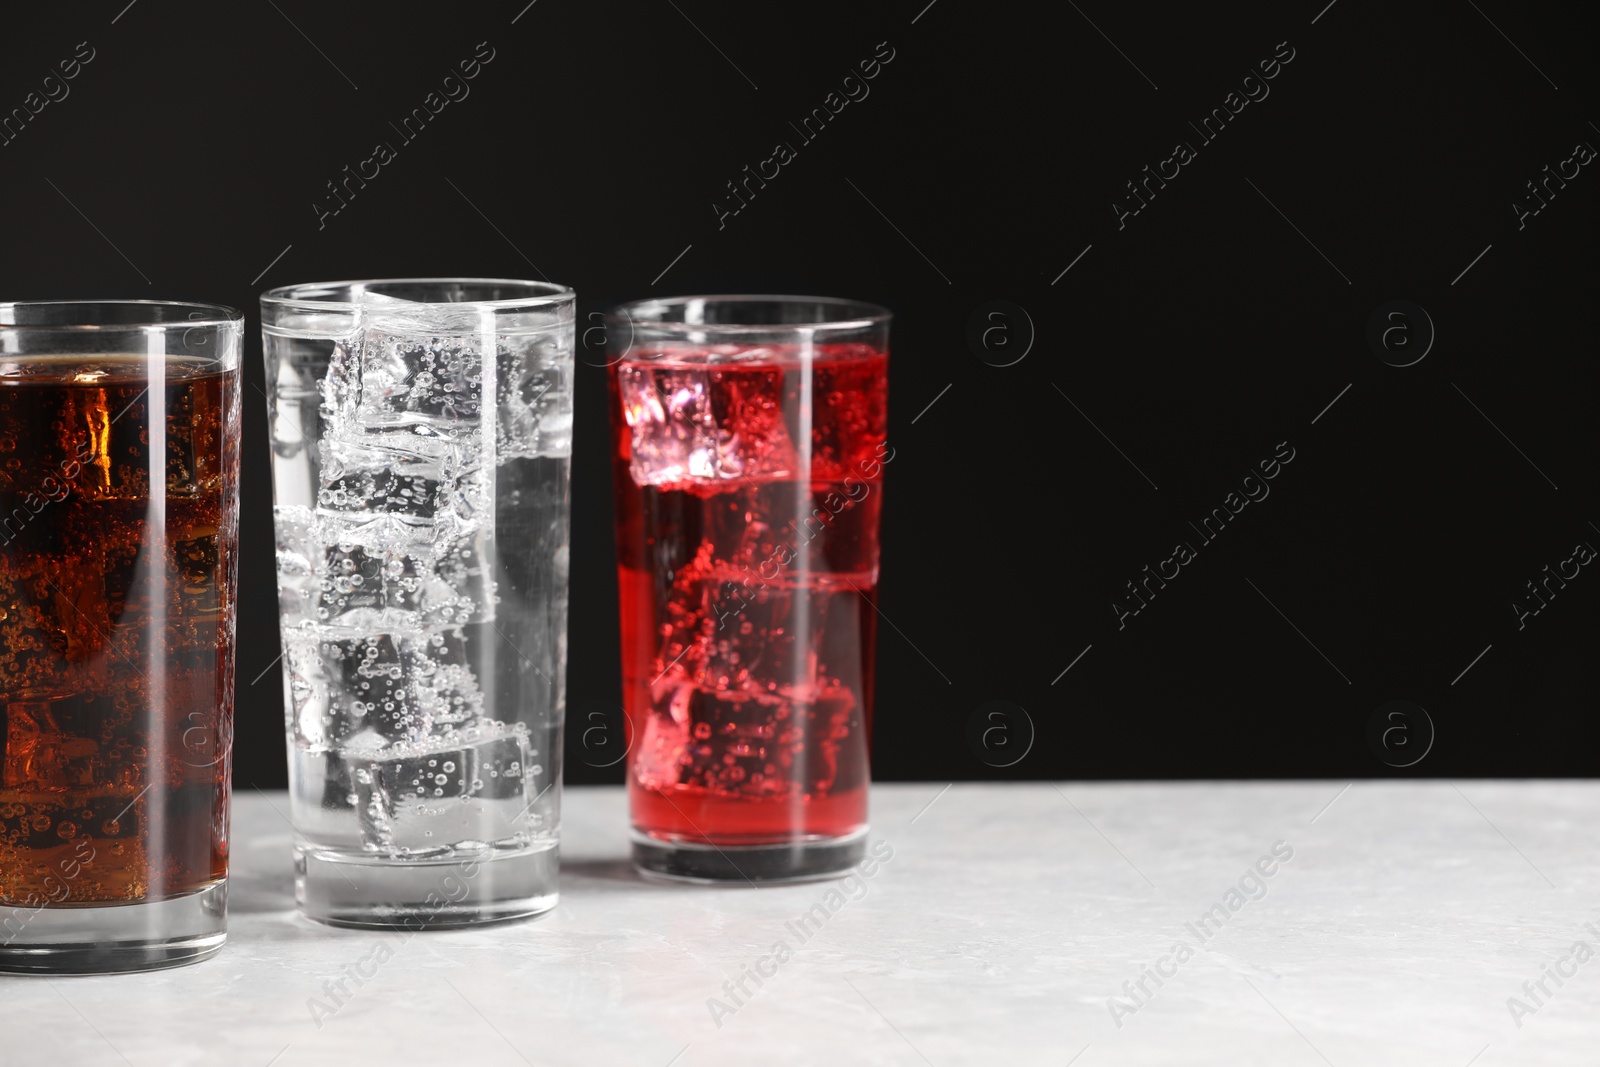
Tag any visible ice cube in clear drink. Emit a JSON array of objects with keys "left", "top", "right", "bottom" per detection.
[
  {"left": 497, "top": 333, "right": 573, "bottom": 459},
  {"left": 348, "top": 721, "right": 535, "bottom": 855},
  {"left": 317, "top": 434, "right": 450, "bottom": 526},
  {"left": 274, "top": 504, "right": 317, "bottom": 625},
  {"left": 334, "top": 324, "right": 487, "bottom": 433}
]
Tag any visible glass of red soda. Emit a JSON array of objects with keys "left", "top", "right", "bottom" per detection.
[{"left": 605, "top": 296, "right": 890, "bottom": 882}]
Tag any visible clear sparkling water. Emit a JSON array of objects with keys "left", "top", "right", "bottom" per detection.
[{"left": 265, "top": 297, "right": 569, "bottom": 862}]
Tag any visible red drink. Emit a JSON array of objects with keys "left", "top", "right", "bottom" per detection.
[{"left": 609, "top": 339, "right": 888, "bottom": 870}]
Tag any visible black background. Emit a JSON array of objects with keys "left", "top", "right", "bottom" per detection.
[{"left": 1, "top": 1, "right": 1593, "bottom": 788}]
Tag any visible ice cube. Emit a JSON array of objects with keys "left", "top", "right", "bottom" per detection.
[
  {"left": 652, "top": 565, "right": 866, "bottom": 712},
  {"left": 497, "top": 332, "right": 573, "bottom": 460},
  {"left": 420, "top": 527, "right": 497, "bottom": 627},
  {"left": 283, "top": 629, "right": 342, "bottom": 747},
  {"left": 318, "top": 337, "right": 361, "bottom": 434},
  {"left": 288, "top": 507, "right": 496, "bottom": 632},
  {"left": 285, "top": 630, "right": 413, "bottom": 749},
  {"left": 378, "top": 333, "right": 482, "bottom": 425},
  {"left": 347, "top": 721, "right": 535, "bottom": 855},
  {"left": 318, "top": 433, "right": 447, "bottom": 521},
  {"left": 636, "top": 662, "right": 857, "bottom": 798},
  {"left": 313, "top": 541, "right": 426, "bottom": 630},
  {"left": 285, "top": 628, "right": 487, "bottom": 748},
  {"left": 274, "top": 505, "right": 317, "bottom": 626},
  {"left": 323, "top": 326, "right": 487, "bottom": 433},
  {"left": 615, "top": 363, "right": 799, "bottom": 488},
  {"left": 319, "top": 405, "right": 489, "bottom": 529}
]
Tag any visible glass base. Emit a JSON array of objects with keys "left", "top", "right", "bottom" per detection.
[
  {"left": 632, "top": 829, "right": 867, "bottom": 884},
  {"left": 295, "top": 844, "right": 559, "bottom": 929},
  {"left": 0, "top": 881, "right": 227, "bottom": 975}
]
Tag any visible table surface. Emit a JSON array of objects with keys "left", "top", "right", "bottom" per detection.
[{"left": 5, "top": 781, "right": 1596, "bottom": 1066}]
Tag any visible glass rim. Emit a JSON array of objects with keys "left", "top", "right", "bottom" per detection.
[
  {"left": 606, "top": 294, "right": 892, "bottom": 333},
  {"left": 0, "top": 299, "right": 243, "bottom": 331},
  {"left": 261, "top": 277, "right": 574, "bottom": 311}
]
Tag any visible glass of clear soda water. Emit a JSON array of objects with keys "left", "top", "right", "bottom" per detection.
[{"left": 260, "top": 280, "right": 573, "bottom": 927}]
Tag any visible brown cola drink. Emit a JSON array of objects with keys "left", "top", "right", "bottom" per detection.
[{"left": 0, "top": 355, "right": 238, "bottom": 910}]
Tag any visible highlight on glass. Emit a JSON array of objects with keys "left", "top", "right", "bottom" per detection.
[
  {"left": 605, "top": 294, "right": 890, "bottom": 882},
  {"left": 260, "top": 279, "right": 573, "bottom": 927},
  {"left": 0, "top": 300, "right": 242, "bottom": 973}
]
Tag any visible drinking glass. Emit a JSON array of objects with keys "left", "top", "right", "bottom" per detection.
[
  {"left": 0, "top": 300, "right": 241, "bottom": 972},
  {"left": 260, "top": 279, "right": 573, "bottom": 927},
  {"left": 605, "top": 295, "right": 890, "bottom": 881}
]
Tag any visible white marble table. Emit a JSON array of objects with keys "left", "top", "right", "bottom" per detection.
[{"left": 6, "top": 782, "right": 1597, "bottom": 1065}]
